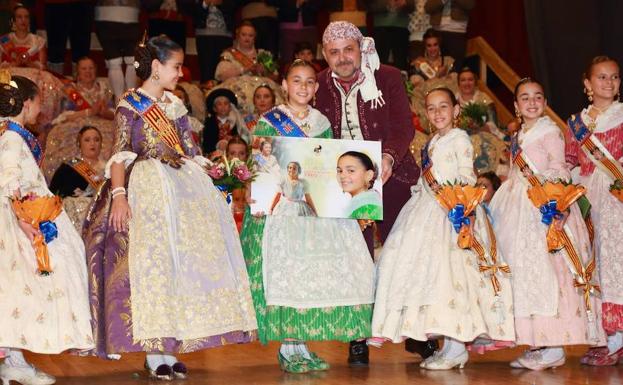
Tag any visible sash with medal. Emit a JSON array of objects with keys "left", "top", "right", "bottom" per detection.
[
  {"left": 122, "top": 89, "right": 185, "bottom": 156},
  {"left": 511, "top": 133, "right": 600, "bottom": 319},
  {"left": 69, "top": 159, "right": 103, "bottom": 189},
  {"left": 2, "top": 120, "right": 43, "bottom": 165},
  {"left": 62, "top": 81, "right": 92, "bottom": 111},
  {"left": 262, "top": 107, "right": 308, "bottom": 138},
  {"left": 568, "top": 113, "right": 623, "bottom": 201},
  {"left": 244, "top": 114, "right": 258, "bottom": 132},
  {"left": 228, "top": 48, "right": 255, "bottom": 72},
  {"left": 0, "top": 34, "right": 15, "bottom": 60},
  {"left": 421, "top": 140, "right": 510, "bottom": 296}
]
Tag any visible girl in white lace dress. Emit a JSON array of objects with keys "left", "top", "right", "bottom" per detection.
[
  {"left": 372, "top": 87, "right": 514, "bottom": 370},
  {"left": 0, "top": 75, "right": 93, "bottom": 385}
]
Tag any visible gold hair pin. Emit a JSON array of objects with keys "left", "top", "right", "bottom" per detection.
[
  {"left": 138, "top": 30, "right": 148, "bottom": 48},
  {"left": 0, "top": 69, "right": 18, "bottom": 89}
]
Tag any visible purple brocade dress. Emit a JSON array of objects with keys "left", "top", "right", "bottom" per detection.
[{"left": 82, "top": 91, "right": 257, "bottom": 357}]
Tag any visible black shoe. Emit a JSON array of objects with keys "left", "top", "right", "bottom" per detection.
[
  {"left": 404, "top": 338, "right": 438, "bottom": 359},
  {"left": 348, "top": 340, "right": 369, "bottom": 367}
]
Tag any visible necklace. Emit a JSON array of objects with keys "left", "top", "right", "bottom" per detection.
[
  {"left": 590, "top": 102, "right": 613, "bottom": 115},
  {"left": 587, "top": 102, "right": 613, "bottom": 130},
  {"left": 286, "top": 103, "right": 310, "bottom": 120}
]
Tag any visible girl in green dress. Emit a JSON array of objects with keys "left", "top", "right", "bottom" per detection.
[
  {"left": 240, "top": 60, "right": 375, "bottom": 373},
  {"left": 337, "top": 151, "right": 383, "bottom": 220}
]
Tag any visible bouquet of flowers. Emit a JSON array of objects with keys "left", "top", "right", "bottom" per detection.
[
  {"left": 206, "top": 156, "right": 256, "bottom": 202},
  {"left": 458, "top": 102, "right": 489, "bottom": 134},
  {"left": 434, "top": 181, "right": 486, "bottom": 249},
  {"left": 257, "top": 51, "right": 278, "bottom": 74},
  {"left": 609, "top": 178, "right": 623, "bottom": 203},
  {"left": 10, "top": 193, "right": 63, "bottom": 275},
  {"left": 526, "top": 180, "right": 586, "bottom": 251}
]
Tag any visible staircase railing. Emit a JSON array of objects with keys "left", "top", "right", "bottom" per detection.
[{"left": 465, "top": 36, "right": 567, "bottom": 130}]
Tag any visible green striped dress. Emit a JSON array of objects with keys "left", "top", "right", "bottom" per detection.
[{"left": 241, "top": 113, "right": 372, "bottom": 344}]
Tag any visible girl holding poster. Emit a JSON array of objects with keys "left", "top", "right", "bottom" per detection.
[{"left": 241, "top": 59, "right": 375, "bottom": 374}]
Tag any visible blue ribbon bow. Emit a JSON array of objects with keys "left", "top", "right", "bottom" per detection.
[
  {"left": 448, "top": 204, "right": 470, "bottom": 233},
  {"left": 539, "top": 200, "right": 562, "bottom": 225},
  {"left": 215, "top": 185, "right": 232, "bottom": 204},
  {"left": 39, "top": 220, "right": 58, "bottom": 243}
]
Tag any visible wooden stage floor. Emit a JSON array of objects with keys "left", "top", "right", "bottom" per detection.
[{"left": 25, "top": 342, "right": 623, "bottom": 384}]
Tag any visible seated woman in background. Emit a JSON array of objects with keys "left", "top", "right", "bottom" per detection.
[
  {"left": 56, "top": 57, "right": 115, "bottom": 122},
  {"left": 215, "top": 20, "right": 278, "bottom": 82},
  {"left": 455, "top": 67, "right": 507, "bottom": 140},
  {"left": 408, "top": 28, "right": 455, "bottom": 87},
  {"left": 0, "top": 4, "right": 63, "bottom": 128},
  {"left": 44, "top": 57, "right": 116, "bottom": 182},
  {"left": 49, "top": 126, "right": 105, "bottom": 232},
  {"left": 0, "top": 5, "right": 46, "bottom": 70}
]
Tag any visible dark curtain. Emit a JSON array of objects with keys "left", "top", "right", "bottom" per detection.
[
  {"left": 466, "top": 0, "right": 535, "bottom": 115},
  {"left": 467, "top": 0, "right": 534, "bottom": 79},
  {"left": 523, "top": 0, "right": 623, "bottom": 119}
]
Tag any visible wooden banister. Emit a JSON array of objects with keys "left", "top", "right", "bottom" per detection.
[{"left": 466, "top": 36, "right": 568, "bottom": 130}]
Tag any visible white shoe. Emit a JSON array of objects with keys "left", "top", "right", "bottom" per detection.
[
  {"left": 0, "top": 363, "right": 56, "bottom": 385},
  {"left": 517, "top": 349, "right": 565, "bottom": 371},
  {"left": 509, "top": 358, "right": 524, "bottom": 368},
  {"left": 421, "top": 350, "right": 468, "bottom": 370}
]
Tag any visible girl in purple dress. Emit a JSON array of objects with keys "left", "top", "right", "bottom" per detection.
[{"left": 82, "top": 35, "right": 257, "bottom": 381}]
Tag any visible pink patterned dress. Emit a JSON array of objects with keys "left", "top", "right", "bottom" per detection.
[
  {"left": 566, "top": 102, "right": 623, "bottom": 336},
  {"left": 490, "top": 116, "right": 606, "bottom": 347}
]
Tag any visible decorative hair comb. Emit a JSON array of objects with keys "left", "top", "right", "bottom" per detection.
[{"left": 0, "top": 69, "right": 18, "bottom": 89}]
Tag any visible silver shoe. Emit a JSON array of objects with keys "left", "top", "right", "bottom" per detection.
[{"left": 422, "top": 350, "right": 468, "bottom": 370}]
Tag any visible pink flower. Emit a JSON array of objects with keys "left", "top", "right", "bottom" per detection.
[
  {"left": 233, "top": 165, "right": 252, "bottom": 182},
  {"left": 207, "top": 165, "right": 225, "bottom": 179},
  {"left": 24, "top": 192, "right": 38, "bottom": 201}
]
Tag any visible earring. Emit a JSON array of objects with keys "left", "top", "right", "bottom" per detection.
[
  {"left": 584, "top": 87, "right": 594, "bottom": 103},
  {"left": 515, "top": 107, "right": 521, "bottom": 119},
  {"left": 312, "top": 94, "right": 316, "bottom": 106},
  {"left": 152, "top": 71, "right": 160, "bottom": 82},
  {"left": 617, "top": 92, "right": 621, "bottom": 102}
]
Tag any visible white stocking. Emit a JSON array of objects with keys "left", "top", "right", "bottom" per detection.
[
  {"left": 106, "top": 57, "right": 125, "bottom": 101},
  {"left": 540, "top": 346, "right": 564, "bottom": 361},
  {"left": 441, "top": 337, "right": 466, "bottom": 359},
  {"left": 123, "top": 56, "right": 137, "bottom": 91},
  {"left": 607, "top": 332, "right": 623, "bottom": 354},
  {"left": 279, "top": 341, "right": 299, "bottom": 359},
  {"left": 145, "top": 353, "right": 164, "bottom": 370},
  {"left": 161, "top": 353, "right": 177, "bottom": 366},
  {"left": 4, "top": 349, "right": 28, "bottom": 367}
]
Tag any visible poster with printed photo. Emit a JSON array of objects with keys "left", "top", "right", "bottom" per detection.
[{"left": 250, "top": 136, "right": 383, "bottom": 220}]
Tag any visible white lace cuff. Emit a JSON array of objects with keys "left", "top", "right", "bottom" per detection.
[
  {"left": 51, "top": 110, "right": 76, "bottom": 125},
  {"left": 104, "top": 151, "right": 137, "bottom": 179},
  {"left": 541, "top": 169, "right": 570, "bottom": 183},
  {"left": 192, "top": 155, "right": 212, "bottom": 168}
]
